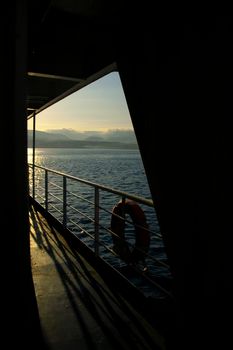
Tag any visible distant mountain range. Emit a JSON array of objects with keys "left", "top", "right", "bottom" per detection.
[{"left": 27, "top": 129, "right": 138, "bottom": 149}]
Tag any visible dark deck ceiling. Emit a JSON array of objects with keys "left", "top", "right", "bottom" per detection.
[{"left": 27, "top": 0, "right": 127, "bottom": 118}]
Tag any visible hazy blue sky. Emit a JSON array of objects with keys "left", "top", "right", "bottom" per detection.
[{"left": 28, "top": 72, "right": 134, "bottom": 132}]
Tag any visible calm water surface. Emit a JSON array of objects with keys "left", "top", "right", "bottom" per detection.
[{"left": 28, "top": 148, "right": 151, "bottom": 197}]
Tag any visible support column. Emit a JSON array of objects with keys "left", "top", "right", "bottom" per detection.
[{"left": 0, "top": 2, "right": 46, "bottom": 348}]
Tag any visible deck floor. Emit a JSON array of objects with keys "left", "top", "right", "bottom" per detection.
[{"left": 29, "top": 204, "right": 167, "bottom": 350}]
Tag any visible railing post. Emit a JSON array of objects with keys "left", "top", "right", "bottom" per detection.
[
  {"left": 63, "top": 176, "right": 67, "bottom": 228},
  {"left": 94, "top": 187, "right": 99, "bottom": 257},
  {"left": 45, "top": 169, "right": 48, "bottom": 211},
  {"left": 32, "top": 111, "right": 36, "bottom": 199}
]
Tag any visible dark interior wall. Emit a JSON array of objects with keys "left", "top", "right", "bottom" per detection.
[
  {"left": 1, "top": 2, "right": 45, "bottom": 348},
  {"left": 117, "top": 15, "right": 233, "bottom": 348}
]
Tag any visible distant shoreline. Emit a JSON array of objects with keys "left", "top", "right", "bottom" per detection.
[
  {"left": 27, "top": 146, "right": 139, "bottom": 150},
  {"left": 27, "top": 140, "right": 138, "bottom": 150}
]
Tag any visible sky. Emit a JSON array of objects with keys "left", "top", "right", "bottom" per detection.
[{"left": 27, "top": 72, "right": 134, "bottom": 132}]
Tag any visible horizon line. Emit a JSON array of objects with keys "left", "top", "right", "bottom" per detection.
[{"left": 28, "top": 127, "right": 135, "bottom": 133}]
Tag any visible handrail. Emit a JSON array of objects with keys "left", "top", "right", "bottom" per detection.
[
  {"left": 28, "top": 163, "right": 154, "bottom": 207},
  {"left": 28, "top": 163, "right": 173, "bottom": 299}
]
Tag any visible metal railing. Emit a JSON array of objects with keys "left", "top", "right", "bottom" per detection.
[{"left": 28, "top": 163, "right": 173, "bottom": 299}]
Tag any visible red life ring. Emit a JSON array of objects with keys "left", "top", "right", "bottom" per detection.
[{"left": 110, "top": 199, "right": 150, "bottom": 263}]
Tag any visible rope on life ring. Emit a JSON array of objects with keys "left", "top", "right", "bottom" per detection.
[{"left": 110, "top": 199, "right": 150, "bottom": 263}]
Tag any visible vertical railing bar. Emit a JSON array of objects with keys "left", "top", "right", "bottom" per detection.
[
  {"left": 63, "top": 176, "right": 67, "bottom": 228},
  {"left": 45, "top": 169, "right": 48, "bottom": 211},
  {"left": 94, "top": 187, "right": 100, "bottom": 257},
  {"left": 32, "top": 111, "right": 36, "bottom": 199}
]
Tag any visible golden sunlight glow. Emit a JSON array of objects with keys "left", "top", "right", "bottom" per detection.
[{"left": 27, "top": 72, "right": 133, "bottom": 133}]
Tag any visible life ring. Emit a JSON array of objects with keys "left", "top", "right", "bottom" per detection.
[{"left": 110, "top": 199, "right": 150, "bottom": 263}]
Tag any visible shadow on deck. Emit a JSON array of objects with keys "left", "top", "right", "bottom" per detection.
[{"left": 29, "top": 203, "right": 175, "bottom": 350}]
